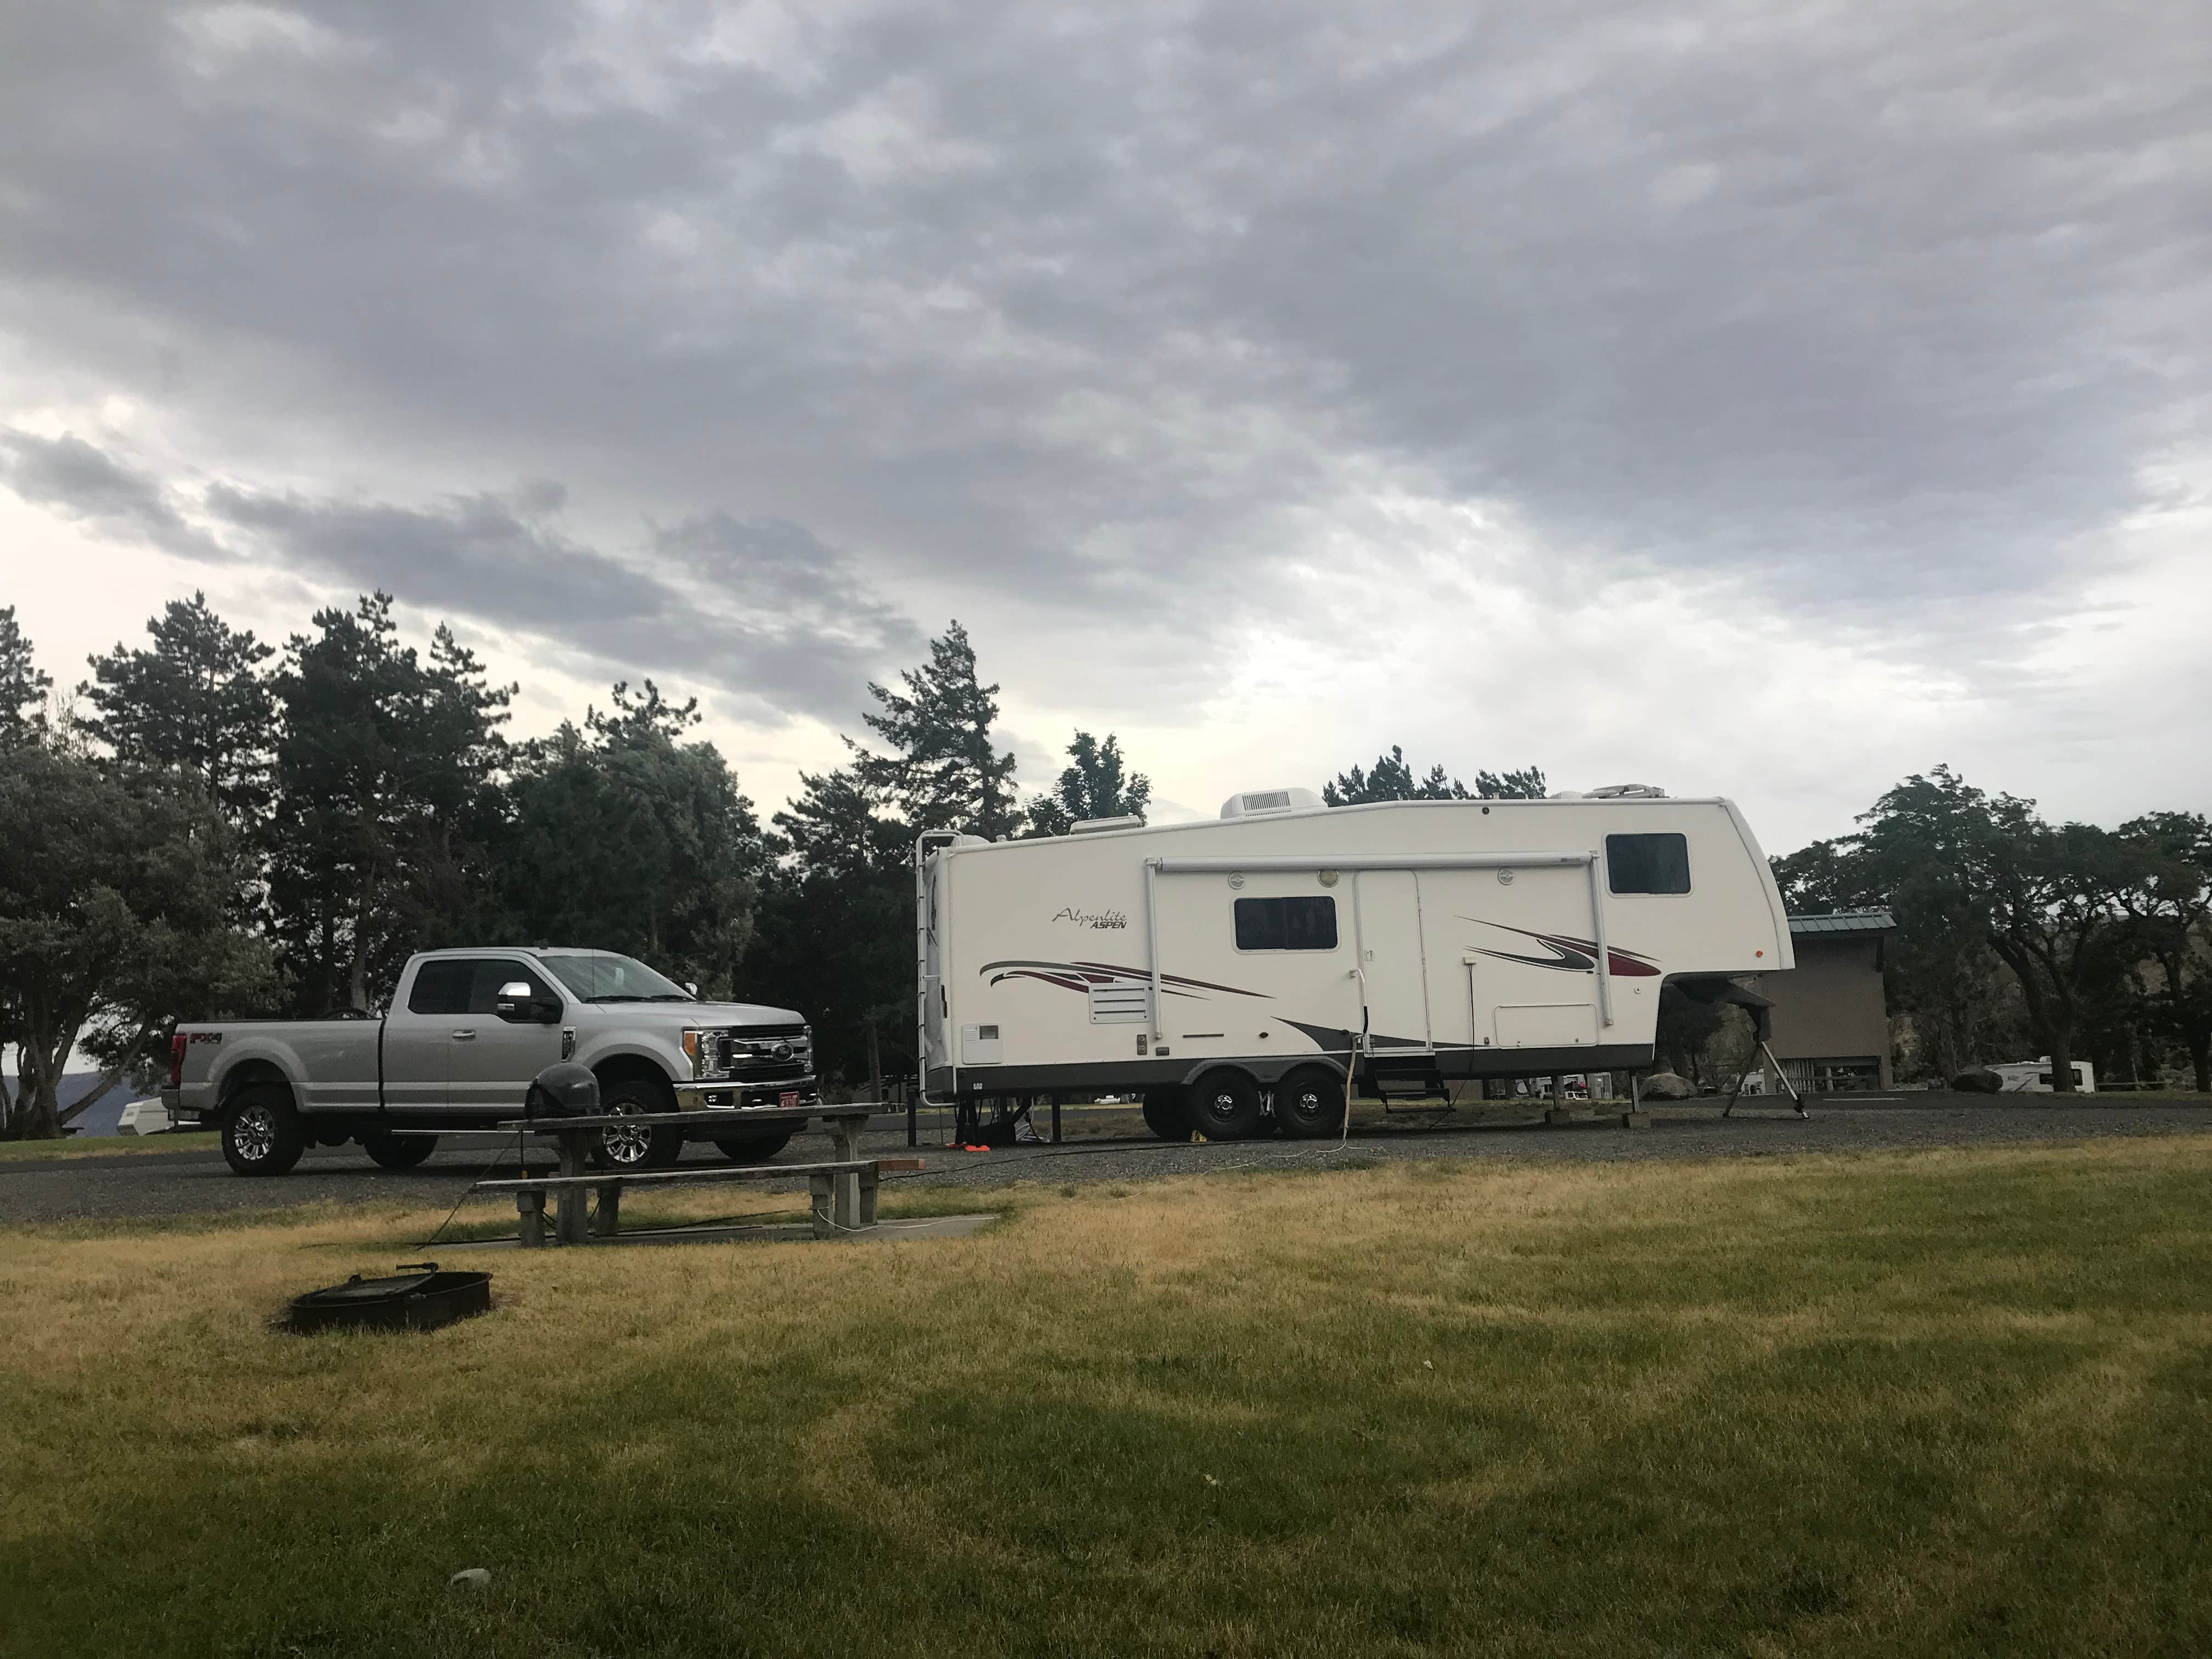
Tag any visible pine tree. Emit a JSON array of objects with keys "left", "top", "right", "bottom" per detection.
[
  {"left": 0, "top": 606, "right": 53, "bottom": 751},
  {"left": 1323, "top": 747, "right": 1545, "bottom": 805},
  {"left": 854, "top": 621, "right": 1021, "bottom": 839},
  {"left": 1025, "top": 731, "right": 1151, "bottom": 837},
  {"left": 80, "top": 590, "right": 275, "bottom": 825},
  {"left": 264, "top": 594, "right": 514, "bottom": 1012}
]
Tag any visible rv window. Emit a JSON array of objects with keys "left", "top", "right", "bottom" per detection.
[
  {"left": 1606, "top": 833, "right": 1691, "bottom": 894},
  {"left": 1234, "top": 896, "right": 1338, "bottom": 951}
]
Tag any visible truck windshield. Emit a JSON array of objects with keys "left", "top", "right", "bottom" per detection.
[{"left": 537, "top": 952, "right": 694, "bottom": 1003}]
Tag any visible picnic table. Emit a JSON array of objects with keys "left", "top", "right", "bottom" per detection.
[{"left": 489, "top": 1105, "right": 884, "bottom": 1246}]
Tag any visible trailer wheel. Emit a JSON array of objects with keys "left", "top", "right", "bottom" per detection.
[
  {"left": 1274, "top": 1068, "right": 1346, "bottom": 1138},
  {"left": 363, "top": 1130, "right": 437, "bottom": 1169},
  {"left": 590, "top": 1080, "right": 684, "bottom": 1170},
  {"left": 715, "top": 1129, "right": 794, "bottom": 1164},
  {"left": 221, "top": 1084, "right": 307, "bottom": 1176},
  {"left": 1141, "top": 1088, "right": 1191, "bottom": 1142},
  {"left": 1187, "top": 1070, "right": 1263, "bottom": 1141}
]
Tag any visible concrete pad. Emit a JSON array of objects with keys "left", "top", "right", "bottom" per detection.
[
  {"left": 1544, "top": 1108, "right": 1582, "bottom": 1126},
  {"left": 1620, "top": 1110, "right": 1653, "bottom": 1129},
  {"left": 447, "top": 1214, "right": 998, "bottom": 1252}
]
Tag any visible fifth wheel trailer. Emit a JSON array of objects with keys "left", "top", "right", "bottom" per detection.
[{"left": 915, "top": 786, "right": 1794, "bottom": 1139}]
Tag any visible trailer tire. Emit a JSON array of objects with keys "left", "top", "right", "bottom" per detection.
[
  {"left": 363, "top": 1131, "right": 437, "bottom": 1169},
  {"left": 221, "top": 1084, "right": 307, "bottom": 1176},
  {"left": 1187, "top": 1070, "right": 1263, "bottom": 1141},
  {"left": 715, "top": 1129, "right": 795, "bottom": 1164},
  {"left": 1274, "top": 1068, "right": 1346, "bottom": 1138},
  {"left": 1141, "top": 1088, "right": 1191, "bottom": 1142},
  {"left": 590, "top": 1080, "right": 684, "bottom": 1170}
]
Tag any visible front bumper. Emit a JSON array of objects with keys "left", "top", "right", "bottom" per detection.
[{"left": 672, "top": 1075, "right": 820, "bottom": 1112}]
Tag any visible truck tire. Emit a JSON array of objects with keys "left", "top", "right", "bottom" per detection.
[
  {"left": 715, "top": 1129, "right": 795, "bottom": 1164},
  {"left": 591, "top": 1079, "right": 684, "bottom": 1171},
  {"left": 363, "top": 1131, "right": 436, "bottom": 1169},
  {"left": 1187, "top": 1070, "right": 1263, "bottom": 1141},
  {"left": 221, "top": 1084, "right": 307, "bottom": 1176},
  {"left": 1141, "top": 1088, "right": 1190, "bottom": 1142},
  {"left": 1274, "top": 1068, "right": 1346, "bottom": 1138}
]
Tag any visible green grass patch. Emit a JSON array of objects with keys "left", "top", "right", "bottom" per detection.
[
  {"left": 4, "top": 1138, "right": 2212, "bottom": 1656},
  {"left": 0, "top": 1130, "right": 219, "bottom": 1162}
]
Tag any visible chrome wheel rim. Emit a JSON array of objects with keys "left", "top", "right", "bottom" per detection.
[
  {"left": 600, "top": 1109, "right": 651, "bottom": 1166},
  {"left": 233, "top": 1103, "right": 276, "bottom": 1161}
]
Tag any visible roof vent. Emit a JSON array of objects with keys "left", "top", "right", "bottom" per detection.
[
  {"left": 1586, "top": 783, "right": 1668, "bottom": 799},
  {"left": 1069, "top": 815, "right": 1144, "bottom": 836},
  {"left": 1220, "top": 787, "right": 1324, "bottom": 819}
]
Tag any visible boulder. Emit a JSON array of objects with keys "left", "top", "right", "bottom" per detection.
[
  {"left": 1639, "top": 1071, "right": 1695, "bottom": 1101},
  {"left": 1952, "top": 1068, "right": 2004, "bottom": 1094}
]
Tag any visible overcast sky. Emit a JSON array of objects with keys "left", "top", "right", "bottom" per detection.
[{"left": 3, "top": 1, "right": 2207, "bottom": 852}]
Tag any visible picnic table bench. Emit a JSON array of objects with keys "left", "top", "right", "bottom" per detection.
[{"left": 478, "top": 1105, "right": 914, "bottom": 1247}]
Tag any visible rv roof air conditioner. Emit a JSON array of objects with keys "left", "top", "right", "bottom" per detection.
[
  {"left": 1069, "top": 815, "right": 1144, "bottom": 836},
  {"left": 1219, "top": 787, "right": 1324, "bottom": 820},
  {"left": 1586, "top": 783, "right": 1669, "bottom": 799}
]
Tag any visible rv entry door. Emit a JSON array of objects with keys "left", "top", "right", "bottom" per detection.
[{"left": 1354, "top": 870, "right": 1433, "bottom": 1054}]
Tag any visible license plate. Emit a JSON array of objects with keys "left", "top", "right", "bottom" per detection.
[{"left": 779, "top": 1091, "right": 800, "bottom": 1109}]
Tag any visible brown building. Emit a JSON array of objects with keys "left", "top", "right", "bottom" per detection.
[{"left": 1755, "top": 909, "right": 1895, "bottom": 1091}]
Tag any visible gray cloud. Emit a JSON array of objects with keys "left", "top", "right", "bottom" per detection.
[
  {"left": 1, "top": 426, "right": 917, "bottom": 725},
  {"left": 0, "top": 1, "right": 2206, "bottom": 714}
]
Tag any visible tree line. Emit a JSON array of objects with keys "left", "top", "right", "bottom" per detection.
[{"left": 3, "top": 589, "right": 2199, "bottom": 1136}]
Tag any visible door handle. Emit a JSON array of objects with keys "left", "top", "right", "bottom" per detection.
[{"left": 451, "top": 1030, "right": 477, "bottom": 1040}]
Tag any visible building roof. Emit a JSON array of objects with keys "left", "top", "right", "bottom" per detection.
[{"left": 1787, "top": 908, "right": 1896, "bottom": 935}]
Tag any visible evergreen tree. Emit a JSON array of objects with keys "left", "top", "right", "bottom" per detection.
[
  {"left": 264, "top": 594, "right": 513, "bottom": 1013},
  {"left": 854, "top": 621, "right": 1021, "bottom": 838},
  {"left": 0, "top": 606, "right": 52, "bottom": 751},
  {"left": 80, "top": 591, "right": 276, "bottom": 826},
  {"left": 1324, "top": 746, "right": 1545, "bottom": 805},
  {"left": 1025, "top": 731, "right": 1151, "bottom": 837},
  {"left": 505, "top": 681, "right": 765, "bottom": 995}
]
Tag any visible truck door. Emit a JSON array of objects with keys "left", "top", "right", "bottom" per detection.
[
  {"left": 445, "top": 959, "right": 565, "bottom": 1115},
  {"left": 1353, "top": 870, "right": 1433, "bottom": 1055},
  {"left": 385, "top": 960, "right": 467, "bottom": 1111}
]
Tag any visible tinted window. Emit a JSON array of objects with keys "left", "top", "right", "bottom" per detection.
[
  {"left": 1606, "top": 833, "right": 1691, "bottom": 894},
  {"left": 407, "top": 960, "right": 476, "bottom": 1015},
  {"left": 1234, "top": 896, "right": 1338, "bottom": 951},
  {"left": 466, "top": 962, "right": 556, "bottom": 1015}
]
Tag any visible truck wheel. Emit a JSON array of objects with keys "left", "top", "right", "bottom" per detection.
[
  {"left": 1274, "top": 1068, "right": 1346, "bottom": 1138},
  {"left": 591, "top": 1080, "right": 683, "bottom": 1170},
  {"left": 715, "top": 1130, "right": 794, "bottom": 1163},
  {"left": 221, "top": 1084, "right": 307, "bottom": 1176},
  {"left": 363, "top": 1131, "right": 436, "bottom": 1169},
  {"left": 1187, "top": 1070, "right": 1263, "bottom": 1141},
  {"left": 1141, "top": 1088, "right": 1190, "bottom": 1142}
]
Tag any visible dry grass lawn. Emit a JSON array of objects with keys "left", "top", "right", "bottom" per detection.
[{"left": 4, "top": 1138, "right": 2211, "bottom": 1657}]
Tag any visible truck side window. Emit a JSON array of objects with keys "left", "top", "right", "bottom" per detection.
[
  {"left": 407, "top": 960, "right": 475, "bottom": 1015},
  {"left": 466, "top": 962, "right": 555, "bottom": 1014},
  {"left": 1606, "top": 833, "right": 1691, "bottom": 894},
  {"left": 1233, "top": 895, "right": 1338, "bottom": 950}
]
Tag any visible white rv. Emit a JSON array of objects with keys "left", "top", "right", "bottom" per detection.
[{"left": 915, "top": 785, "right": 1793, "bottom": 1139}]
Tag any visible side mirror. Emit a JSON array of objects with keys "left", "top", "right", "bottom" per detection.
[
  {"left": 496, "top": 981, "right": 561, "bottom": 1025},
  {"left": 684, "top": 982, "right": 699, "bottom": 998}
]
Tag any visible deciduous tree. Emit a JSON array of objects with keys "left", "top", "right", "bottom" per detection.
[
  {"left": 1025, "top": 731, "right": 1150, "bottom": 837},
  {"left": 1324, "top": 746, "right": 1545, "bottom": 805}
]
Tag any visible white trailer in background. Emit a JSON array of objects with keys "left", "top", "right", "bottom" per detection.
[{"left": 915, "top": 785, "right": 1795, "bottom": 1139}]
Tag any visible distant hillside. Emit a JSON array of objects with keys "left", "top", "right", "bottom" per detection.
[{"left": 3, "top": 1073, "right": 139, "bottom": 1137}]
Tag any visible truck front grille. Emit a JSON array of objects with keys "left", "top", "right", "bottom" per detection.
[{"left": 711, "top": 1025, "right": 812, "bottom": 1082}]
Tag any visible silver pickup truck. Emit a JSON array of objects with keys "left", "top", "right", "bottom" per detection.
[{"left": 163, "top": 946, "right": 818, "bottom": 1176}]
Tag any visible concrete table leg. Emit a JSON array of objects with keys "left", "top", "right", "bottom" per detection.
[
  {"left": 809, "top": 1172, "right": 834, "bottom": 1239},
  {"left": 517, "top": 1190, "right": 546, "bottom": 1249},
  {"left": 556, "top": 1133, "right": 590, "bottom": 1245},
  {"left": 594, "top": 1182, "right": 622, "bottom": 1238},
  {"left": 1621, "top": 1072, "right": 1650, "bottom": 1128},
  {"left": 860, "top": 1166, "right": 880, "bottom": 1227}
]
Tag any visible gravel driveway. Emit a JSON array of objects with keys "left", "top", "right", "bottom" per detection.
[{"left": 4, "top": 1094, "right": 2207, "bottom": 1227}]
